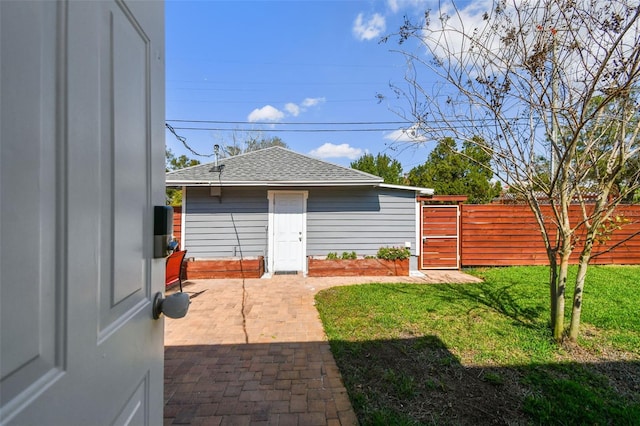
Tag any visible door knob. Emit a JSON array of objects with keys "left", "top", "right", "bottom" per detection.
[{"left": 152, "top": 292, "right": 189, "bottom": 319}]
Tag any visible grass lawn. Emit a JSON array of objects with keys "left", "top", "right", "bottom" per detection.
[{"left": 315, "top": 265, "right": 640, "bottom": 425}]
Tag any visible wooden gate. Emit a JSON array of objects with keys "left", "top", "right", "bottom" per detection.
[{"left": 421, "top": 205, "right": 460, "bottom": 269}]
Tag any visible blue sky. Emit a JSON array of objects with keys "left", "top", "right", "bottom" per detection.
[{"left": 165, "top": 0, "right": 445, "bottom": 172}]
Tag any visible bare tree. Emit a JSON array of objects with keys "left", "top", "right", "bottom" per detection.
[
  {"left": 214, "top": 130, "right": 288, "bottom": 158},
  {"left": 384, "top": 0, "right": 640, "bottom": 341}
]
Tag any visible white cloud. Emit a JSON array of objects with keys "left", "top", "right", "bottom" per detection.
[
  {"left": 248, "top": 97, "right": 325, "bottom": 122},
  {"left": 284, "top": 103, "right": 300, "bottom": 116},
  {"left": 387, "top": 0, "right": 400, "bottom": 13},
  {"left": 309, "top": 143, "right": 363, "bottom": 160},
  {"left": 301, "top": 97, "right": 325, "bottom": 108},
  {"left": 247, "top": 105, "right": 285, "bottom": 122},
  {"left": 353, "top": 12, "right": 386, "bottom": 41},
  {"left": 432, "top": 0, "right": 499, "bottom": 55},
  {"left": 387, "top": 0, "right": 430, "bottom": 14},
  {"left": 384, "top": 126, "right": 428, "bottom": 143}
]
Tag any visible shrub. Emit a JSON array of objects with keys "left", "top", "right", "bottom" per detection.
[
  {"left": 376, "top": 246, "right": 410, "bottom": 260},
  {"left": 342, "top": 251, "right": 357, "bottom": 260},
  {"left": 326, "top": 252, "right": 338, "bottom": 260}
]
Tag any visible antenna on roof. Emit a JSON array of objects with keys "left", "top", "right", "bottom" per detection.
[{"left": 210, "top": 144, "right": 224, "bottom": 173}]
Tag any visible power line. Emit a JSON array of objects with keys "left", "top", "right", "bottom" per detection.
[
  {"left": 165, "top": 117, "right": 536, "bottom": 155},
  {"left": 169, "top": 126, "right": 400, "bottom": 133},
  {"left": 167, "top": 98, "right": 373, "bottom": 104},
  {"left": 165, "top": 123, "right": 215, "bottom": 157},
  {"left": 167, "top": 119, "right": 407, "bottom": 125},
  {"left": 166, "top": 117, "right": 530, "bottom": 126}
]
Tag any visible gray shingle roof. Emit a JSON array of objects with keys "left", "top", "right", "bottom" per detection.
[{"left": 166, "top": 146, "right": 383, "bottom": 186}]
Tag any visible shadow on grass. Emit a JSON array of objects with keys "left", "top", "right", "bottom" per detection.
[
  {"left": 328, "top": 335, "right": 640, "bottom": 426},
  {"left": 433, "top": 282, "right": 546, "bottom": 329}
]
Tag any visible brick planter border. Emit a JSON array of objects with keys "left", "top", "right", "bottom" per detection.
[
  {"left": 307, "top": 257, "right": 409, "bottom": 277},
  {"left": 185, "top": 256, "right": 265, "bottom": 279}
]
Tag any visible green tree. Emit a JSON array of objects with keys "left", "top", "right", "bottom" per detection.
[
  {"left": 350, "top": 153, "right": 404, "bottom": 184},
  {"left": 407, "top": 138, "right": 501, "bottom": 203},
  {"left": 166, "top": 148, "right": 200, "bottom": 172},
  {"left": 576, "top": 96, "right": 640, "bottom": 203},
  {"left": 165, "top": 148, "right": 200, "bottom": 205}
]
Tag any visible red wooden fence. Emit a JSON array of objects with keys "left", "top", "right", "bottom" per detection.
[
  {"left": 172, "top": 205, "right": 182, "bottom": 250},
  {"left": 459, "top": 204, "right": 640, "bottom": 266}
]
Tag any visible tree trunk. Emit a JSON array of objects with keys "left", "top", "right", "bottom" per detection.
[
  {"left": 569, "top": 256, "right": 588, "bottom": 341},
  {"left": 547, "top": 249, "right": 558, "bottom": 330},
  {"left": 569, "top": 227, "right": 597, "bottom": 341},
  {"left": 554, "top": 254, "right": 570, "bottom": 341},
  {"left": 552, "top": 221, "right": 574, "bottom": 341}
]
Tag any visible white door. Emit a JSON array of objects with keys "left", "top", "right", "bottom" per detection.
[
  {"left": 270, "top": 192, "right": 307, "bottom": 272},
  {"left": 1, "top": 1, "right": 165, "bottom": 425}
]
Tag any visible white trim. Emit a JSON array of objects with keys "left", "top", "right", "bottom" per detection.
[
  {"left": 267, "top": 192, "right": 274, "bottom": 272},
  {"left": 166, "top": 181, "right": 435, "bottom": 196},
  {"left": 267, "top": 190, "right": 308, "bottom": 274},
  {"left": 379, "top": 183, "right": 434, "bottom": 195},
  {"left": 167, "top": 180, "right": 380, "bottom": 187},
  {"left": 456, "top": 205, "right": 461, "bottom": 269},
  {"left": 180, "top": 186, "right": 187, "bottom": 250},
  {"left": 415, "top": 200, "right": 421, "bottom": 258}
]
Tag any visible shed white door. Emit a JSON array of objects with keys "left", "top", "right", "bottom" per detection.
[
  {"left": 0, "top": 1, "right": 165, "bottom": 424},
  {"left": 270, "top": 192, "right": 307, "bottom": 272}
]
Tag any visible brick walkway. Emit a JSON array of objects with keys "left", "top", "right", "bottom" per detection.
[{"left": 163, "top": 272, "right": 481, "bottom": 425}]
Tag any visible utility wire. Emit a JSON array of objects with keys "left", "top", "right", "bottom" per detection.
[
  {"left": 165, "top": 123, "right": 214, "bottom": 157},
  {"left": 165, "top": 117, "right": 535, "bottom": 156},
  {"left": 166, "top": 117, "right": 530, "bottom": 126},
  {"left": 169, "top": 126, "right": 401, "bottom": 133},
  {"left": 167, "top": 119, "right": 409, "bottom": 125}
]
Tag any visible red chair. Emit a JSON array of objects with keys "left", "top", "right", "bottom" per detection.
[{"left": 165, "top": 250, "right": 187, "bottom": 292}]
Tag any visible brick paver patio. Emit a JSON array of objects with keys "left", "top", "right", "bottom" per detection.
[{"left": 163, "top": 272, "right": 482, "bottom": 425}]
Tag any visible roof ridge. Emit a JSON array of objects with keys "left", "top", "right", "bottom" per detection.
[
  {"left": 293, "top": 148, "right": 383, "bottom": 181},
  {"left": 255, "top": 146, "right": 383, "bottom": 182},
  {"left": 166, "top": 146, "right": 282, "bottom": 175},
  {"left": 166, "top": 146, "right": 385, "bottom": 184},
  {"left": 222, "top": 145, "right": 282, "bottom": 161}
]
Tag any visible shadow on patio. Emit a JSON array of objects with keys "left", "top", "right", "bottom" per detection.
[{"left": 164, "top": 342, "right": 355, "bottom": 425}]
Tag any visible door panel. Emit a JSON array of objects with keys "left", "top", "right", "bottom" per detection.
[
  {"left": 272, "top": 192, "right": 306, "bottom": 272},
  {"left": 98, "top": 0, "right": 150, "bottom": 336},
  {"left": 0, "top": 1, "right": 64, "bottom": 414},
  {"left": 421, "top": 205, "right": 460, "bottom": 269},
  {"left": 0, "top": 1, "right": 165, "bottom": 424}
]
